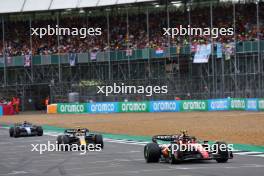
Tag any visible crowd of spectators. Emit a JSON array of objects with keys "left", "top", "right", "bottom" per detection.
[
  {"left": 0, "top": 96, "right": 20, "bottom": 114},
  {"left": 0, "top": 3, "right": 263, "bottom": 57}
]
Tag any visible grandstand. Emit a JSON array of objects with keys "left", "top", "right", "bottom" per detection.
[{"left": 0, "top": 0, "right": 263, "bottom": 110}]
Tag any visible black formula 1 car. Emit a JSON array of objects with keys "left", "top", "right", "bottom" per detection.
[
  {"left": 56, "top": 128, "right": 104, "bottom": 150},
  {"left": 9, "top": 121, "right": 43, "bottom": 137},
  {"left": 144, "top": 131, "right": 233, "bottom": 164}
]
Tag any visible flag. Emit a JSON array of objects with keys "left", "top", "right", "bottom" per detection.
[
  {"left": 225, "top": 53, "right": 231, "bottom": 60},
  {"left": 126, "top": 49, "right": 133, "bottom": 56},
  {"left": 191, "top": 44, "right": 197, "bottom": 52},
  {"left": 155, "top": 47, "right": 164, "bottom": 56},
  {"left": 7, "top": 56, "right": 12, "bottom": 65},
  {"left": 90, "top": 50, "right": 98, "bottom": 61},
  {"left": 69, "top": 52, "right": 77, "bottom": 66},
  {"left": 216, "top": 43, "right": 222, "bottom": 59},
  {"left": 176, "top": 45, "right": 181, "bottom": 54},
  {"left": 24, "top": 54, "right": 31, "bottom": 67},
  {"left": 193, "top": 44, "right": 211, "bottom": 63},
  {"left": 223, "top": 42, "right": 235, "bottom": 61}
]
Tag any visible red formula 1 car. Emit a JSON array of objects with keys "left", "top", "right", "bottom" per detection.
[{"left": 144, "top": 131, "right": 233, "bottom": 164}]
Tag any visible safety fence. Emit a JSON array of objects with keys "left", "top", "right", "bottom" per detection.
[
  {"left": 1, "top": 40, "right": 264, "bottom": 68},
  {"left": 46, "top": 98, "right": 264, "bottom": 114}
]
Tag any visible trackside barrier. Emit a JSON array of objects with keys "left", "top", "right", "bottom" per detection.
[
  {"left": 119, "top": 102, "right": 149, "bottom": 113},
  {"left": 208, "top": 99, "right": 229, "bottom": 111},
  {"left": 50, "top": 98, "right": 264, "bottom": 114},
  {"left": 57, "top": 103, "right": 87, "bottom": 114},
  {"left": 230, "top": 98, "right": 246, "bottom": 110},
  {"left": 179, "top": 100, "right": 208, "bottom": 111},
  {"left": 47, "top": 104, "right": 58, "bottom": 114},
  {"left": 258, "top": 98, "right": 264, "bottom": 111},
  {"left": 246, "top": 99, "right": 258, "bottom": 111},
  {"left": 0, "top": 105, "right": 3, "bottom": 116},
  {"left": 88, "top": 102, "right": 118, "bottom": 113},
  {"left": 150, "top": 100, "right": 179, "bottom": 112}
]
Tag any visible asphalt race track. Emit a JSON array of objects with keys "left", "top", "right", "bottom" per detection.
[{"left": 0, "top": 128, "right": 264, "bottom": 176}]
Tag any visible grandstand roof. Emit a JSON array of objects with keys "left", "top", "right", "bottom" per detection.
[
  {"left": 0, "top": 0, "right": 156, "bottom": 14},
  {"left": 0, "top": 0, "right": 258, "bottom": 14}
]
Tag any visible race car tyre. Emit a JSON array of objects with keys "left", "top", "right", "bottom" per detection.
[
  {"left": 95, "top": 134, "right": 104, "bottom": 149},
  {"left": 14, "top": 127, "right": 20, "bottom": 138},
  {"left": 57, "top": 135, "right": 63, "bottom": 144},
  {"left": 144, "top": 143, "right": 161, "bottom": 163},
  {"left": 56, "top": 135, "right": 64, "bottom": 149},
  {"left": 36, "top": 126, "right": 43, "bottom": 136},
  {"left": 9, "top": 127, "right": 14, "bottom": 137},
  {"left": 61, "top": 135, "right": 70, "bottom": 151},
  {"left": 170, "top": 149, "right": 182, "bottom": 164},
  {"left": 214, "top": 141, "right": 229, "bottom": 163}
]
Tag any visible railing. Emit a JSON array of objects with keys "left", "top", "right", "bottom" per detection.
[{"left": 1, "top": 40, "right": 264, "bottom": 68}]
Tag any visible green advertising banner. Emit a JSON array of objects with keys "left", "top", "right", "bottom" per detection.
[
  {"left": 57, "top": 103, "right": 87, "bottom": 114},
  {"left": 53, "top": 98, "right": 264, "bottom": 114},
  {"left": 229, "top": 98, "right": 246, "bottom": 110},
  {"left": 118, "top": 102, "right": 149, "bottom": 113},
  {"left": 258, "top": 99, "right": 264, "bottom": 111},
  {"left": 179, "top": 100, "right": 208, "bottom": 111}
]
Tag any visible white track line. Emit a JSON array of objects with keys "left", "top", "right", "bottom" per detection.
[
  {"left": 252, "top": 154, "right": 264, "bottom": 157},
  {"left": 235, "top": 152, "right": 263, "bottom": 155},
  {"left": 105, "top": 139, "right": 148, "bottom": 144},
  {"left": 105, "top": 140, "right": 146, "bottom": 146}
]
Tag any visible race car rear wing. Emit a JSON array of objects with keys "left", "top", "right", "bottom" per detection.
[
  {"left": 152, "top": 135, "right": 180, "bottom": 142},
  {"left": 14, "top": 122, "right": 33, "bottom": 127},
  {"left": 64, "top": 128, "right": 89, "bottom": 134},
  {"left": 14, "top": 123, "right": 22, "bottom": 126}
]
